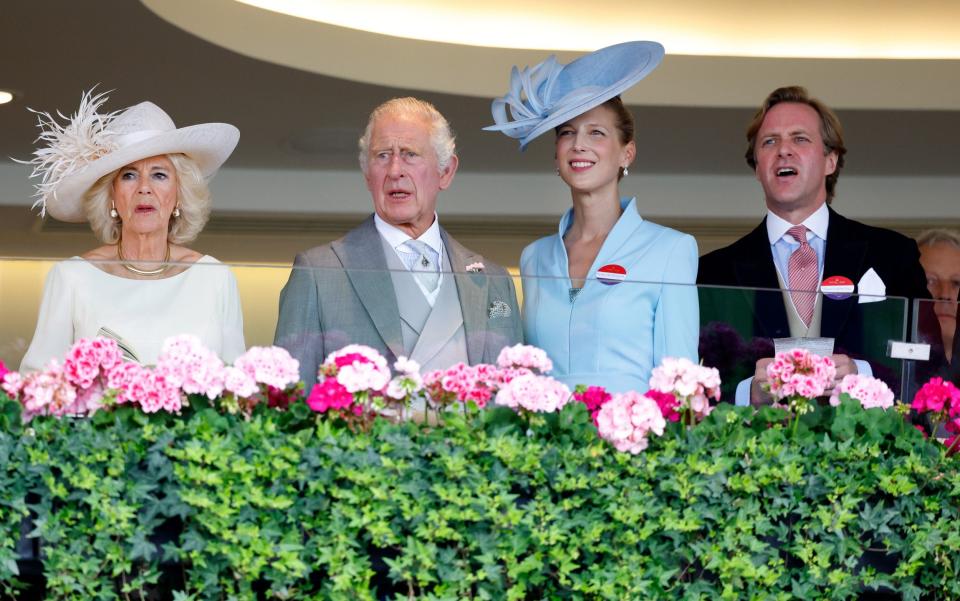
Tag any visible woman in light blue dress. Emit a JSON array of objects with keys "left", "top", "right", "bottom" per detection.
[{"left": 486, "top": 42, "right": 699, "bottom": 392}]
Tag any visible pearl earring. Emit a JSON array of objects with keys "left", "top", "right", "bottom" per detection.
[
  {"left": 109, "top": 207, "right": 118, "bottom": 219},
  {"left": 555, "top": 168, "right": 560, "bottom": 176},
  {"left": 173, "top": 206, "right": 181, "bottom": 218},
  {"left": 622, "top": 167, "right": 629, "bottom": 177}
]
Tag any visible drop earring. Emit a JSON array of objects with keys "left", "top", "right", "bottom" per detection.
[
  {"left": 173, "top": 206, "right": 181, "bottom": 218},
  {"left": 555, "top": 167, "right": 560, "bottom": 176},
  {"left": 622, "top": 166, "right": 629, "bottom": 177},
  {"left": 109, "top": 206, "right": 118, "bottom": 219}
]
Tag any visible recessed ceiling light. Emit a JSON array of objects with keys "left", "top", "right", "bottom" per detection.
[{"left": 0, "top": 91, "right": 14, "bottom": 105}]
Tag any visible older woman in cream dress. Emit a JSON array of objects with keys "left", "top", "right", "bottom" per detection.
[{"left": 20, "top": 91, "right": 245, "bottom": 370}]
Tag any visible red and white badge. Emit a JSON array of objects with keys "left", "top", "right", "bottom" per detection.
[
  {"left": 821, "top": 275, "right": 854, "bottom": 300},
  {"left": 596, "top": 264, "right": 626, "bottom": 285}
]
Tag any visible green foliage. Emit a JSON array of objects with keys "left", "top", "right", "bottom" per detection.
[{"left": 3, "top": 398, "right": 960, "bottom": 599}]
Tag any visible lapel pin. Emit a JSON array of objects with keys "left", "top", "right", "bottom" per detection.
[
  {"left": 821, "top": 275, "right": 854, "bottom": 300},
  {"left": 488, "top": 299, "right": 511, "bottom": 318},
  {"left": 596, "top": 264, "right": 626, "bottom": 286}
]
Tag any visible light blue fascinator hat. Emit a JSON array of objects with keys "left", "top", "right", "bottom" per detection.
[{"left": 484, "top": 41, "right": 664, "bottom": 150}]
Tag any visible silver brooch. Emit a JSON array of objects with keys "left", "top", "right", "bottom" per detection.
[{"left": 488, "top": 299, "right": 512, "bottom": 319}]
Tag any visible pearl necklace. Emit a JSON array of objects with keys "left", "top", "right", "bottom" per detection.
[{"left": 116, "top": 241, "right": 171, "bottom": 276}]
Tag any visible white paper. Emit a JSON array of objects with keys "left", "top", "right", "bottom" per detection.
[
  {"left": 857, "top": 267, "right": 886, "bottom": 304},
  {"left": 774, "top": 337, "right": 835, "bottom": 357}
]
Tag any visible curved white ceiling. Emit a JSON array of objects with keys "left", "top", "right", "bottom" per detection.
[
  {"left": 235, "top": 0, "right": 960, "bottom": 59},
  {"left": 143, "top": 0, "right": 960, "bottom": 110}
]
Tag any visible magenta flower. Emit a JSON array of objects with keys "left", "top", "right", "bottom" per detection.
[
  {"left": 911, "top": 377, "right": 960, "bottom": 414},
  {"left": 306, "top": 378, "right": 354, "bottom": 413},
  {"left": 573, "top": 385, "right": 613, "bottom": 426}
]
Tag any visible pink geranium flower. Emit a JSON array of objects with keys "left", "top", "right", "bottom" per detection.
[
  {"left": 648, "top": 357, "right": 720, "bottom": 423},
  {"left": 829, "top": 374, "right": 895, "bottom": 410},
  {"left": 496, "top": 344, "right": 553, "bottom": 374},
  {"left": 494, "top": 373, "right": 571, "bottom": 413},
  {"left": 766, "top": 349, "right": 836, "bottom": 402},
  {"left": 234, "top": 346, "right": 301, "bottom": 392},
  {"left": 596, "top": 391, "right": 667, "bottom": 454},
  {"left": 424, "top": 362, "right": 501, "bottom": 408},
  {"left": 62, "top": 337, "right": 123, "bottom": 389},
  {"left": 308, "top": 345, "right": 392, "bottom": 422},
  {"left": 156, "top": 335, "right": 226, "bottom": 399},
  {"left": 322, "top": 345, "right": 390, "bottom": 393}
]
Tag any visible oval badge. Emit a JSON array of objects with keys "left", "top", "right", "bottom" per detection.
[
  {"left": 596, "top": 264, "right": 627, "bottom": 286},
  {"left": 821, "top": 275, "right": 854, "bottom": 300}
]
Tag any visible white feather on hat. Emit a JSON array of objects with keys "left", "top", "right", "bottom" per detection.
[{"left": 19, "top": 89, "right": 240, "bottom": 222}]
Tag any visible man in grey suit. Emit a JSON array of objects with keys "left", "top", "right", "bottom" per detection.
[{"left": 275, "top": 97, "right": 523, "bottom": 384}]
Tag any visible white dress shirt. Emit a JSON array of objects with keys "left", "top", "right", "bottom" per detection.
[
  {"left": 374, "top": 213, "right": 445, "bottom": 306},
  {"left": 735, "top": 204, "right": 871, "bottom": 406}
]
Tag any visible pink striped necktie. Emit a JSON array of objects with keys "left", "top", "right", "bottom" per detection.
[{"left": 787, "top": 224, "right": 818, "bottom": 327}]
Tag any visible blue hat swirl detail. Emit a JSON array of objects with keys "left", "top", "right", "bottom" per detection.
[{"left": 484, "top": 41, "right": 665, "bottom": 150}]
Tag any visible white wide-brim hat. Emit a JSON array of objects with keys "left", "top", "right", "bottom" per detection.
[
  {"left": 484, "top": 41, "right": 664, "bottom": 150},
  {"left": 22, "top": 90, "right": 239, "bottom": 222}
]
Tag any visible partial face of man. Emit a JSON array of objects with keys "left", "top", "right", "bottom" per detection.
[
  {"left": 753, "top": 102, "right": 838, "bottom": 221},
  {"left": 364, "top": 112, "right": 457, "bottom": 239},
  {"left": 920, "top": 241, "right": 960, "bottom": 343}
]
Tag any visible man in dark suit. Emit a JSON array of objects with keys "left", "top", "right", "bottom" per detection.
[
  {"left": 274, "top": 97, "right": 522, "bottom": 385},
  {"left": 698, "top": 86, "right": 930, "bottom": 405}
]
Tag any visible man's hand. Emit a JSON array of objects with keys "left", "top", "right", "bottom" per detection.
[
  {"left": 750, "top": 358, "right": 775, "bottom": 406},
  {"left": 826, "top": 353, "right": 858, "bottom": 394}
]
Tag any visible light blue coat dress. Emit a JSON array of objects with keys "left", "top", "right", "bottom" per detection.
[{"left": 520, "top": 197, "right": 699, "bottom": 393}]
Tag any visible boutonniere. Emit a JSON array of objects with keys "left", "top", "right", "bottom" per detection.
[{"left": 465, "top": 262, "right": 485, "bottom": 273}]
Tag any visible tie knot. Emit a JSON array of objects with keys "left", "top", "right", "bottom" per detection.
[
  {"left": 787, "top": 224, "right": 809, "bottom": 246},
  {"left": 401, "top": 239, "right": 438, "bottom": 271}
]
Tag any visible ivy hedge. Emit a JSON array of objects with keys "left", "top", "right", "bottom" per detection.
[{"left": 1, "top": 395, "right": 959, "bottom": 600}]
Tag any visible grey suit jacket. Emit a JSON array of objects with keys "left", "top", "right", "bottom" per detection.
[{"left": 274, "top": 216, "right": 523, "bottom": 384}]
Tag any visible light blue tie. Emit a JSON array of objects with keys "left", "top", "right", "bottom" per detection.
[{"left": 400, "top": 239, "right": 440, "bottom": 292}]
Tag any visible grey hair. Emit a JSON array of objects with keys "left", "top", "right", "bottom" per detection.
[
  {"left": 357, "top": 97, "right": 456, "bottom": 174},
  {"left": 917, "top": 228, "right": 960, "bottom": 250},
  {"left": 83, "top": 153, "right": 211, "bottom": 245}
]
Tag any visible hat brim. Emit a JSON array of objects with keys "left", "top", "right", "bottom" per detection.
[
  {"left": 520, "top": 42, "right": 664, "bottom": 149},
  {"left": 46, "top": 122, "right": 239, "bottom": 223}
]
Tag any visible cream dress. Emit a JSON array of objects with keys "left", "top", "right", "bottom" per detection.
[{"left": 21, "top": 256, "right": 246, "bottom": 371}]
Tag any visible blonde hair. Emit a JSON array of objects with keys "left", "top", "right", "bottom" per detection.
[
  {"left": 83, "top": 153, "right": 211, "bottom": 245},
  {"left": 358, "top": 97, "right": 456, "bottom": 174}
]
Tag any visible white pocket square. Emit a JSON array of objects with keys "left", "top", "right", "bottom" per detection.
[{"left": 857, "top": 267, "right": 886, "bottom": 304}]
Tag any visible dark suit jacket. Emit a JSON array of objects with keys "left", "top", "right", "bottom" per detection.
[{"left": 698, "top": 207, "right": 930, "bottom": 367}]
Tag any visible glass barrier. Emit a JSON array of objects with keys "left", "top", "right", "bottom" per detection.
[
  {"left": 0, "top": 257, "right": 914, "bottom": 402},
  {"left": 698, "top": 283, "right": 909, "bottom": 403},
  {"left": 906, "top": 297, "right": 960, "bottom": 401}
]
